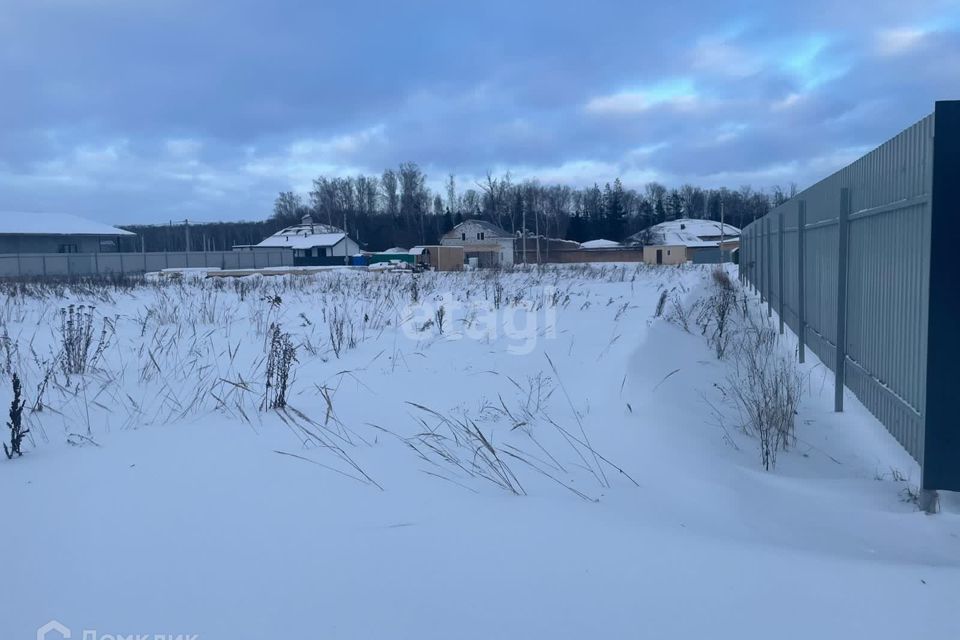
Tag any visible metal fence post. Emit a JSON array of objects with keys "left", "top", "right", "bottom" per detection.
[
  {"left": 921, "top": 100, "right": 960, "bottom": 506},
  {"left": 778, "top": 212, "right": 785, "bottom": 334},
  {"left": 797, "top": 200, "right": 807, "bottom": 364},
  {"left": 746, "top": 228, "right": 751, "bottom": 286},
  {"left": 754, "top": 227, "right": 758, "bottom": 294},
  {"left": 757, "top": 225, "right": 762, "bottom": 298},
  {"left": 835, "top": 187, "right": 851, "bottom": 412},
  {"left": 766, "top": 217, "right": 772, "bottom": 317},
  {"left": 758, "top": 222, "right": 764, "bottom": 298}
]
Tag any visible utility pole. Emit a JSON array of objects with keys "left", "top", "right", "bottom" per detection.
[
  {"left": 184, "top": 219, "right": 191, "bottom": 252},
  {"left": 522, "top": 201, "right": 527, "bottom": 265},
  {"left": 720, "top": 201, "right": 725, "bottom": 263},
  {"left": 534, "top": 202, "right": 541, "bottom": 265}
]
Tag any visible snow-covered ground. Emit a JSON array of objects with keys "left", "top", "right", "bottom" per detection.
[{"left": 2, "top": 264, "right": 958, "bottom": 640}]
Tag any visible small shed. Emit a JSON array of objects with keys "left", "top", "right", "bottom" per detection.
[
  {"left": 411, "top": 245, "right": 464, "bottom": 271},
  {"left": 643, "top": 245, "right": 687, "bottom": 265}
]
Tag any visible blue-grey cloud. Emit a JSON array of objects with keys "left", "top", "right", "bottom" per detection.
[{"left": 0, "top": 0, "right": 957, "bottom": 224}]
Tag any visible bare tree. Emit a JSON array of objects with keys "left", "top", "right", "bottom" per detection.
[
  {"left": 399, "top": 162, "right": 429, "bottom": 242},
  {"left": 272, "top": 191, "right": 305, "bottom": 225},
  {"left": 381, "top": 169, "right": 399, "bottom": 217}
]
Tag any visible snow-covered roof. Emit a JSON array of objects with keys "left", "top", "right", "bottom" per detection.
[
  {"left": 257, "top": 233, "right": 346, "bottom": 250},
  {"left": 447, "top": 219, "right": 512, "bottom": 238},
  {"left": 254, "top": 220, "right": 349, "bottom": 249},
  {"left": 654, "top": 230, "right": 716, "bottom": 248},
  {"left": 580, "top": 239, "right": 622, "bottom": 249},
  {"left": 380, "top": 247, "right": 409, "bottom": 254},
  {"left": 630, "top": 218, "right": 741, "bottom": 248},
  {"left": 0, "top": 212, "right": 135, "bottom": 236},
  {"left": 649, "top": 218, "right": 741, "bottom": 239}
]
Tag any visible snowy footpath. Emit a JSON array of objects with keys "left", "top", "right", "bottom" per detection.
[{"left": 1, "top": 264, "right": 958, "bottom": 640}]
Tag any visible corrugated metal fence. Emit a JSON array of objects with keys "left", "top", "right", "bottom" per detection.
[
  {"left": 740, "top": 101, "right": 959, "bottom": 498},
  {"left": 0, "top": 250, "right": 294, "bottom": 278}
]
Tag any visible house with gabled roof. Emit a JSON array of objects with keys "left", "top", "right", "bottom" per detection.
[
  {"left": 234, "top": 214, "right": 360, "bottom": 265},
  {"left": 440, "top": 219, "right": 514, "bottom": 267}
]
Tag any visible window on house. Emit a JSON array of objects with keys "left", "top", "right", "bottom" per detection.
[
  {"left": 58, "top": 244, "right": 78, "bottom": 254},
  {"left": 461, "top": 233, "right": 466, "bottom": 241},
  {"left": 481, "top": 232, "right": 485, "bottom": 240},
  {"left": 667, "top": 250, "right": 671, "bottom": 256}
]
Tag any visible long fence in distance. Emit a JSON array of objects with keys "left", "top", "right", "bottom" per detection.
[
  {"left": 0, "top": 249, "right": 294, "bottom": 278},
  {"left": 740, "top": 100, "right": 959, "bottom": 503}
]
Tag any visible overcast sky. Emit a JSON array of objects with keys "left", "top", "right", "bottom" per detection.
[{"left": 1, "top": 0, "right": 958, "bottom": 225}]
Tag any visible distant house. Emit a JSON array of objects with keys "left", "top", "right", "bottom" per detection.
[
  {"left": 630, "top": 218, "right": 742, "bottom": 264},
  {"left": 440, "top": 220, "right": 514, "bottom": 267},
  {"left": 580, "top": 239, "right": 622, "bottom": 250},
  {"left": 510, "top": 235, "right": 644, "bottom": 264},
  {"left": 0, "top": 212, "right": 134, "bottom": 254},
  {"left": 234, "top": 214, "right": 360, "bottom": 265}
]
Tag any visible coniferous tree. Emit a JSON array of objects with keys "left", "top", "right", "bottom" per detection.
[{"left": 604, "top": 178, "right": 627, "bottom": 240}]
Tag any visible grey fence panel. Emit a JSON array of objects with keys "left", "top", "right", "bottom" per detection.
[
  {"left": 99, "top": 254, "right": 123, "bottom": 274},
  {"left": 0, "top": 250, "right": 294, "bottom": 277},
  {"left": 18, "top": 256, "right": 45, "bottom": 276},
  {"left": 740, "top": 105, "right": 960, "bottom": 494},
  {"left": 120, "top": 254, "right": 146, "bottom": 273},
  {"left": 144, "top": 254, "right": 169, "bottom": 272},
  {"left": 45, "top": 255, "right": 70, "bottom": 276},
  {"left": 691, "top": 248, "right": 723, "bottom": 264},
  {"left": 0, "top": 256, "right": 18, "bottom": 276},
  {"left": 780, "top": 203, "right": 801, "bottom": 330},
  {"left": 769, "top": 215, "right": 782, "bottom": 322},
  {"left": 67, "top": 254, "right": 91, "bottom": 275}
]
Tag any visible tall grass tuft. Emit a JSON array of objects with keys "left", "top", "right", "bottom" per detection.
[
  {"left": 4, "top": 373, "right": 27, "bottom": 459},
  {"left": 263, "top": 323, "right": 297, "bottom": 410}
]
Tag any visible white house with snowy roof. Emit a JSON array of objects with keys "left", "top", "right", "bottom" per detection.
[
  {"left": 234, "top": 214, "right": 360, "bottom": 265},
  {"left": 0, "top": 212, "right": 135, "bottom": 254},
  {"left": 629, "top": 218, "right": 741, "bottom": 264}
]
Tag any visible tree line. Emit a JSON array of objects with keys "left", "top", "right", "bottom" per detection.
[{"left": 121, "top": 162, "right": 796, "bottom": 252}]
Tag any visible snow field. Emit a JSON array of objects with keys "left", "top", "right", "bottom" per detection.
[{"left": 1, "top": 263, "right": 958, "bottom": 640}]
